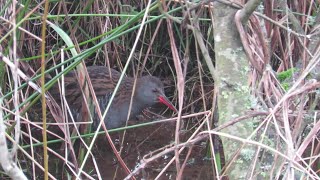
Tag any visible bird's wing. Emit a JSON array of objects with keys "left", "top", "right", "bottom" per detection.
[
  {"left": 87, "top": 66, "right": 122, "bottom": 96},
  {"left": 49, "top": 66, "right": 133, "bottom": 108}
]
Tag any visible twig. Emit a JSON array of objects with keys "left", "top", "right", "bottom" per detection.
[
  {"left": 0, "top": 53, "right": 47, "bottom": 97},
  {"left": 0, "top": 98, "right": 27, "bottom": 179}
]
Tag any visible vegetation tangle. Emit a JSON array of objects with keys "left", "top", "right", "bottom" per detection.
[{"left": 0, "top": 0, "right": 319, "bottom": 179}]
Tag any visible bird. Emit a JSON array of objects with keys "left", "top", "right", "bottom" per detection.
[{"left": 50, "top": 66, "right": 177, "bottom": 129}]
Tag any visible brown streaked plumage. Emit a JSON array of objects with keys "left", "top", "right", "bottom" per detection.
[{"left": 51, "top": 66, "right": 176, "bottom": 129}]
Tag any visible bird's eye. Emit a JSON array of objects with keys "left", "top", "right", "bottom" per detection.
[{"left": 152, "top": 89, "right": 158, "bottom": 93}]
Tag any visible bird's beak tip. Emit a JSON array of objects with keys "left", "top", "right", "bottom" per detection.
[{"left": 158, "top": 96, "right": 177, "bottom": 112}]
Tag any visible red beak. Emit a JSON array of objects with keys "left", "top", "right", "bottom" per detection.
[{"left": 158, "top": 94, "right": 177, "bottom": 112}]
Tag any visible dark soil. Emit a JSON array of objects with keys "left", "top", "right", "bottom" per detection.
[
  {"left": 15, "top": 106, "right": 215, "bottom": 179},
  {"left": 88, "top": 121, "right": 214, "bottom": 180}
]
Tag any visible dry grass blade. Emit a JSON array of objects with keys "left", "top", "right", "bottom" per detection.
[{"left": 0, "top": 0, "right": 320, "bottom": 179}]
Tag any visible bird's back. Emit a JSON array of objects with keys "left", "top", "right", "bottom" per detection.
[
  {"left": 50, "top": 66, "right": 132, "bottom": 108},
  {"left": 49, "top": 66, "right": 140, "bottom": 128}
]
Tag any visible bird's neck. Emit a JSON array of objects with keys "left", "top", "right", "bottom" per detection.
[
  {"left": 130, "top": 95, "right": 146, "bottom": 116},
  {"left": 113, "top": 95, "right": 146, "bottom": 120}
]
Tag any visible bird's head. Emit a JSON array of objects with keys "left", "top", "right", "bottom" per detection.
[{"left": 136, "top": 76, "right": 177, "bottom": 112}]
